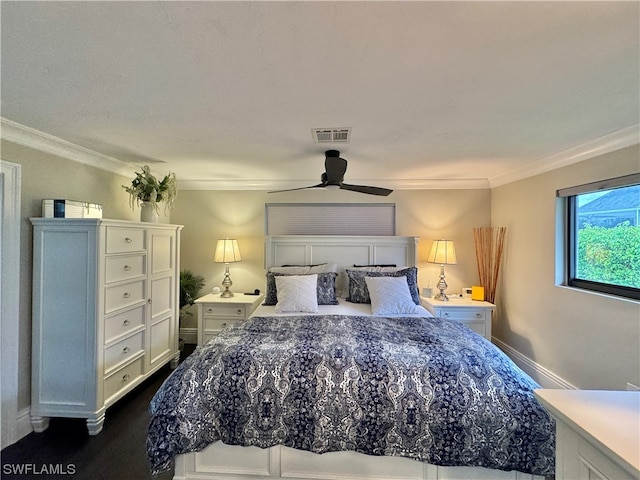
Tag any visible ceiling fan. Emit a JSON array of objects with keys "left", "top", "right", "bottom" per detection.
[{"left": 269, "top": 150, "right": 393, "bottom": 196}]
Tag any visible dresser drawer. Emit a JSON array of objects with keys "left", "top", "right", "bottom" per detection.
[
  {"left": 105, "top": 227, "right": 145, "bottom": 254},
  {"left": 437, "top": 308, "right": 486, "bottom": 321},
  {"left": 105, "top": 280, "right": 145, "bottom": 314},
  {"left": 105, "top": 306, "right": 145, "bottom": 344},
  {"left": 105, "top": 254, "right": 145, "bottom": 284},
  {"left": 104, "top": 357, "right": 144, "bottom": 402},
  {"left": 202, "top": 304, "right": 247, "bottom": 317},
  {"left": 104, "top": 331, "right": 144, "bottom": 372}
]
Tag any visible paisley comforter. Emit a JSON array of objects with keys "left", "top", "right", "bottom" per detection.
[{"left": 147, "top": 315, "right": 555, "bottom": 475}]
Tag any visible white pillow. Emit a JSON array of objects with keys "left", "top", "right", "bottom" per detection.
[
  {"left": 275, "top": 274, "right": 319, "bottom": 313},
  {"left": 364, "top": 276, "right": 421, "bottom": 316}
]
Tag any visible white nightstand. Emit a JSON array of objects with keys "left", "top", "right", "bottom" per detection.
[
  {"left": 195, "top": 293, "right": 263, "bottom": 345},
  {"left": 421, "top": 296, "right": 495, "bottom": 341}
]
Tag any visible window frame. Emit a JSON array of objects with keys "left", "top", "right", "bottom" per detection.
[{"left": 559, "top": 173, "right": 640, "bottom": 301}]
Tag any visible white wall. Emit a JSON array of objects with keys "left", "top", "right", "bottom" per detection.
[{"left": 491, "top": 144, "right": 640, "bottom": 390}]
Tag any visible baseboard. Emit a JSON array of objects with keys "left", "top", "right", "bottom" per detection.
[
  {"left": 16, "top": 407, "right": 34, "bottom": 442},
  {"left": 492, "top": 337, "right": 576, "bottom": 390},
  {"left": 179, "top": 327, "right": 197, "bottom": 345}
]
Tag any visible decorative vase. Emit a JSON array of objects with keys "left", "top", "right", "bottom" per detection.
[{"left": 140, "top": 201, "right": 159, "bottom": 223}]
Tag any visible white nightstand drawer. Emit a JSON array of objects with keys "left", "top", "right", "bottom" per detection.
[
  {"left": 105, "top": 227, "right": 145, "bottom": 254},
  {"left": 105, "top": 254, "right": 145, "bottom": 284},
  {"left": 204, "top": 317, "right": 240, "bottom": 332},
  {"left": 438, "top": 308, "right": 486, "bottom": 321},
  {"left": 104, "top": 331, "right": 144, "bottom": 372},
  {"left": 203, "top": 304, "right": 247, "bottom": 317}
]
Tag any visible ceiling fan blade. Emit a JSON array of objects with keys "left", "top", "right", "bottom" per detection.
[
  {"left": 340, "top": 183, "right": 393, "bottom": 196},
  {"left": 268, "top": 183, "right": 325, "bottom": 194}
]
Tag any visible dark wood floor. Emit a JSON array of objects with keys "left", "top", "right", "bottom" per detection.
[{"left": 1, "top": 346, "right": 196, "bottom": 480}]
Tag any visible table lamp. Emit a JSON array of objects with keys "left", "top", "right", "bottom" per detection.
[
  {"left": 213, "top": 238, "right": 241, "bottom": 298},
  {"left": 427, "top": 239, "right": 457, "bottom": 301}
]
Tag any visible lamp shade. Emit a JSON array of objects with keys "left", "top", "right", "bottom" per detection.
[
  {"left": 213, "top": 238, "right": 241, "bottom": 263},
  {"left": 427, "top": 240, "right": 457, "bottom": 265}
]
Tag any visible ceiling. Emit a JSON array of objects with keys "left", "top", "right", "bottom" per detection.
[{"left": 1, "top": 1, "right": 639, "bottom": 191}]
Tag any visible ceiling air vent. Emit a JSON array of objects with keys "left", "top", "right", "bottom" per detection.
[{"left": 312, "top": 128, "right": 351, "bottom": 143}]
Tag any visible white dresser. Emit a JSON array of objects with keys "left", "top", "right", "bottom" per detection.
[
  {"left": 421, "top": 296, "right": 495, "bottom": 340},
  {"left": 535, "top": 389, "right": 640, "bottom": 480},
  {"left": 30, "top": 218, "right": 182, "bottom": 435},
  {"left": 195, "top": 293, "right": 263, "bottom": 346}
]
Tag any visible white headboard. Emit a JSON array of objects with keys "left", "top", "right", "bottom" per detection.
[{"left": 265, "top": 235, "right": 420, "bottom": 295}]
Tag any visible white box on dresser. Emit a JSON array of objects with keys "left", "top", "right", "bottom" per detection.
[
  {"left": 535, "top": 389, "right": 640, "bottom": 480},
  {"left": 30, "top": 218, "right": 182, "bottom": 435},
  {"left": 421, "top": 296, "right": 495, "bottom": 341},
  {"left": 195, "top": 293, "right": 263, "bottom": 346}
]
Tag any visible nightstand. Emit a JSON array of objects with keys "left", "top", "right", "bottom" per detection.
[
  {"left": 421, "top": 296, "right": 495, "bottom": 341},
  {"left": 195, "top": 293, "right": 263, "bottom": 346}
]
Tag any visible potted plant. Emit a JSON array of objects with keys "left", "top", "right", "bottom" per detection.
[
  {"left": 122, "top": 165, "right": 177, "bottom": 222},
  {"left": 179, "top": 269, "right": 206, "bottom": 351}
]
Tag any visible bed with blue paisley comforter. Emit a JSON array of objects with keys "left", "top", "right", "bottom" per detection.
[{"left": 147, "top": 314, "right": 555, "bottom": 476}]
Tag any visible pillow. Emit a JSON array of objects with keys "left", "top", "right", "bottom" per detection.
[
  {"left": 346, "top": 267, "right": 420, "bottom": 304},
  {"left": 365, "top": 276, "right": 421, "bottom": 315},
  {"left": 264, "top": 272, "right": 339, "bottom": 305},
  {"left": 274, "top": 274, "right": 318, "bottom": 313}
]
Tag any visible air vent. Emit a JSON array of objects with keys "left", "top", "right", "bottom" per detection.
[{"left": 312, "top": 128, "right": 351, "bottom": 143}]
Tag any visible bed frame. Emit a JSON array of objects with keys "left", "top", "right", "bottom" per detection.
[{"left": 172, "top": 236, "right": 543, "bottom": 480}]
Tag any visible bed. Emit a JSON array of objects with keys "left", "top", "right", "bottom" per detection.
[{"left": 147, "top": 236, "right": 555, "bottom": 480}]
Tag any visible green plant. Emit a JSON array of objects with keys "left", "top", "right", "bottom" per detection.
[
  {"left": 577, "top": 222, "right": 640, "bottom": 288},
  {"left": 122, "top": 165, "right": 177, "bottom": 213},
  {"left": 180, "top": 269, "right": 206, "bottom": 317}
]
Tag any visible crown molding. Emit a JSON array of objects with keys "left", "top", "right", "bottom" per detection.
[
  {"left": 0, "top": 117, "right": 133, "bottom": 177},
  {"left": 489, "top": 124, "right": 640, "bottom": 188}
]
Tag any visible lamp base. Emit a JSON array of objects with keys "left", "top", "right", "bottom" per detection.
[
  {"left": 220, "top": 264, "right": 234, "bottom": 298},
  {"left": 434, "top": 264, "right": 449, "bottom": 301},
  {"left": 433, "top": 292, "right": 449, "bottom": 301}
]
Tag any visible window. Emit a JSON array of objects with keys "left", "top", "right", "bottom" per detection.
[{"left": 558, "top": 173, "right": 640, "bottom": 300}]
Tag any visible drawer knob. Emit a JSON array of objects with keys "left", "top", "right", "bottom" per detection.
[
  {"left": 122, "top": 373, "right": 130, "bottom": 382},
  {"left": 443, "top": 312, "right": 450, "bottom": 317},
  {"left": 222, "top": 323, "right": 228, "bottom": 328},
  {"left": 476, "top": 313, "right": 481, "bottom": 318},
  {"left": 123, "top": 292, "right": 130, "bottom": 299},
  {"left": 125, "top": 237, "right": 132, "bottom": 244},
  {"left": 123, "top": 265, "right": 131, "bottom": 271},
  {"left": 123, "top": 319, "right": 131, "bottom": 326},
  {"left": 122, "top": 346, "right": 130, "bottom": 354},
  {"left": 236, "top": 309, "right": 242, "bottom": 315}
]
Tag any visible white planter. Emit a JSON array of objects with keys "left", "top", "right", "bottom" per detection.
[{"left": 140, "top": 201, "right": 159, "bottom": 223}]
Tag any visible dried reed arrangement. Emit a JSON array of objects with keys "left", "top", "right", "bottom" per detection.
[{"left": 473, "top": 227, "right": 507, "bottom": 303}]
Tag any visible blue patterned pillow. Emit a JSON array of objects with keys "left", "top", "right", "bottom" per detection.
[
  {"left": 346, "top": 267, "right": 420, "bottom": 304},
  {"left": 264, "top": 272, "right": 339, "bottom": 306}
]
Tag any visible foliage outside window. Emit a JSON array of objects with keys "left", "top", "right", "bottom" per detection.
[{"left": 560, "top": 175, "right": 640, "bottom": 300}]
